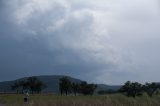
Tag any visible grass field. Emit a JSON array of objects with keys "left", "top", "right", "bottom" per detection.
[{"left": 0, "top": 94, "right": 160, "bottom": 106}]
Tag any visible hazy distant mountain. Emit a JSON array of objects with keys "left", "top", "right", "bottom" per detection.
[{"left": 0, "top": 75, "right": 121, "bottom": 93}]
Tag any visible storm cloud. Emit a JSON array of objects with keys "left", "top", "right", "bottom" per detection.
[{"left": 0, "top": 0, "right": 160, "bottom": 84}]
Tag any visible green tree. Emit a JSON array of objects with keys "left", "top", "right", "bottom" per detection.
[
  {"left": 27, "top": 77, "right": 46, "bottom": 94},
  {"left": 34, "top": 80, "right": 47, "bottom": 93},
  {"left": 119, "top": 81, "right": 143, "bottom": 97},
  {"left": 59, "top": 77, "right": 71, "bottom": 95},
  {"left": 11, "top": 81, "right": 21, "bottom": 93},
  {"left": 79, "top": 81, "right": 97, "bottom": 95},
  {"left": 11, "top": 77, "right": 46, "bottom": 94},
  {"left": 144, "top": 83, "right": 159, "bottom": 97},
  {"left": 19, "top": 80, "right": 29, "bottom": 93},
  {"left": 71, "top": 83, "right": 79, "bottom": 96}
]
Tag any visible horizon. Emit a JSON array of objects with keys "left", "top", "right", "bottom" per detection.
[
  {"left": 0, "top": 74, "right": 157, "bottom": 86},
  {"left": 0, "top": 0, "right": 160, "bottom": 85},
  {"left": 0, "top": 74, "right": 121, "bottom": 85}
]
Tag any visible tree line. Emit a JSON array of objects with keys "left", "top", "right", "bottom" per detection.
[
  {"left": 11, "top": 77, "right": 46, "bottom": 94},
  {"left": 11, "top": 76, "right": 97, "bottom": 95},
  {"left": 119, "top": 81, "right": 160, "bottom": 97},
  {"left": 11, "top": 76, "right": 160, "bottom": 97},
  {"left": 59, "top": 77, "right": 97, "bottom": 96}
]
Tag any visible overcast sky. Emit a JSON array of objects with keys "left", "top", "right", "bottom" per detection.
[{"left": 0, "top": 0, "right": 160, "bottom": 84}]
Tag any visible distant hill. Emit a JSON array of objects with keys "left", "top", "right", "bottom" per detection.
[
  {"left": 0, "top": 75, "right": 121, "bottom": 93},
  {"left": 96, "top": 84, "right": 121, "bottom": 91}
]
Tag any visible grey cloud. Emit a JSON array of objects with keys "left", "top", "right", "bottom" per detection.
[{"left": 0, "top": 0, "right": 160, "bottom": 84}]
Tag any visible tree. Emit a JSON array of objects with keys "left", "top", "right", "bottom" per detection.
[
  {"left": 34, "top": 80, "right": 47, "bottom": 93},
  {"left": 119, "top": 81, "right": 131, "bottom": 96},
  {"left": 144, "top": 83, "right": 159, "bottom": 97},
  {"left": 11, "top": 81, "right": 21, "bottom": 93},
  {"left": 71, "top": 82, "right": 79, "bottom": 96},
  {"left": 88, "top": 84, "right": 97, "bottom": 95},
  {"left": 79, "top": 81, "right": 97, "bottom": 95},
  {"left": 27, "top": 77, "right": 37, "bottom": 94},
  {"left": 20, "top": 80, "right": 30, "bottom": 92},
  {"left": 59, "top": 77, "right": 71, "bottom": 95},
  {"left": 59, "top": 77, "right": 97, "bottom": 96},
  {"left": 11, "top": 77, "right": 46, "bottom": 94},
  {"left": 119, "top": 81, "right": 143, "bottom": 97},
  {"left": 27, "top": 77, "right": 46, "bottom": 94}
]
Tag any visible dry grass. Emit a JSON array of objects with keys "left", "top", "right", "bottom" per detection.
[{"left": 0, "top": 94, "right": 160, "bottom": 106}]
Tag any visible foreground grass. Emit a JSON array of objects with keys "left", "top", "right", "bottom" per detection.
[{"left": 0, "top": 94, "right": 160, "bottom": 106}]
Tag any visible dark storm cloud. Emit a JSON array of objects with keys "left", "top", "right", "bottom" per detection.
[
  {"left": 0, "top": 4, "right": 112, "bottom": 82},
  {"left": 0, "top": 0, "right": 160, "bottom": 84}
]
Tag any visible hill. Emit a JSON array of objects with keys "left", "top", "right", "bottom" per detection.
[{"left": 0, "top": 75, "right": 121, "bottom": 93}]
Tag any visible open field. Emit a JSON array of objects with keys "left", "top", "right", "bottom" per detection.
[{"left": 0, "top": 94, "right": 160, "bottom": 106}]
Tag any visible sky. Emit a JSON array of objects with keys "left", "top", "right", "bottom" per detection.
[{"left": 0, "top": 0, "right": 160, "bottom": 84}]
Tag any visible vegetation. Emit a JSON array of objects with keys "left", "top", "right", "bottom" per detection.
[
  {"left": 11, "top": 77, "right": 46, "bottom": 94},
  {"left": 59, "top": 77, "right": 97, "bottom": 96},
  {"left": 98, "top": 89, "right": 117, "bottom": 95},
  {"left": 119, "top": 81, "right": 160, "bottom": 98},
  {"left": 71, "top": 82, "right": 79, "bottom": 96},
  {"left": 59, "top": 77, "right": 72, "bottom": 95},
  {"left": 10, "top": 76, "right": 160, "bottom": 98},
  {"left": 0, "top": 76, "right": 158, "bottom": 106},
  {"left": 1, "top": 94, "right": 160, "bottom": 106},
  {"left": 143, "top": 82, "right": 160, "bottom": 97},
  {"left": 78, "top": 81, "right": 97, "bottom": 95},
  {"left": 0, "top": 75, "right": 119, "bottom": 93},
  {"left": 119, "top": 81, "right": 143, "bottom": 97}
]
